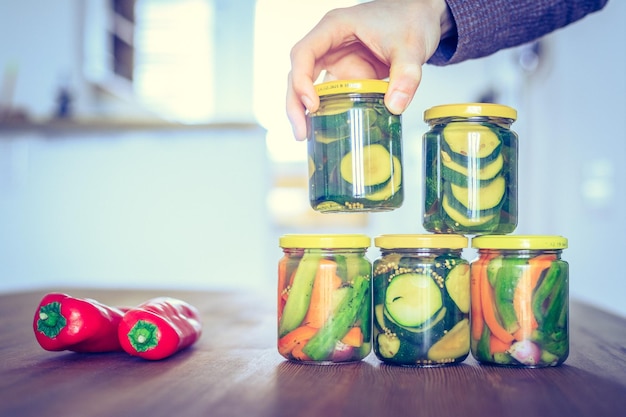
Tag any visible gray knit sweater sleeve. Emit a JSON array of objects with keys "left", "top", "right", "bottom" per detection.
[{"left": 428, "top": 0, "right": 609, "bottom": 65}]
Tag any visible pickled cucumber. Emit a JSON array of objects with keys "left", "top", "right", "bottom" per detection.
[
  {"left": 422, "top": 122, "right": 517, "bottom": 234},
  {"left": 385, "top": 273, "right": 442, "bottom": 328},
  {"left": 308, "top": 103, "right": 402, "bottom": 212},
  {"left": 340, "top": 144, "right": 393, "bottom": 186}
]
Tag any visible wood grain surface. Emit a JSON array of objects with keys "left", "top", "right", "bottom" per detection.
[{"left": 1, "top": 288, "right": 624, "bottom": 417}]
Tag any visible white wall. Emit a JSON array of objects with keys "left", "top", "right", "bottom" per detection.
[
  {"left": 523, "top": 0, "right": 626, "bottom": 317},
  {"left": 0, "top": 127, "right": 271, "bottom": 293},
  {"left": 0, "top": 0, "right": 79, "bottom": 119}
]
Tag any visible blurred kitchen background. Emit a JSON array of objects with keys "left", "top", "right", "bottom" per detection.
[{"left": 1, "top": 0, "right": 624, "bottom": 317}]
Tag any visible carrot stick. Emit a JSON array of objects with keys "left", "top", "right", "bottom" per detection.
[
  {"left": 489, "top": 333, "right": 512, "bottom": 354},
  {"left": 278, "top": 325, "right": 318, "bottom": 356},
  {"left": 512, "top": 255, "right": 556, "bottom": 341},
  {"left": 480, "top": 259, "right": 514, "bottom": 344},
  {"left": 471, "top": 259, "right": 486, "bottom": 341},
  {"left": 302, "top": 259, "right": 341, "bottom": 328},
  {"left": 471, "top": 252, "right": 498, "bottom": 341},
  {"left": 529, "top": 254, "right": 557, "bottom": 288},
  {"left": 291, "top": 341, "right": 312, "bottom": 361},
  {"left": 278, "top": 260, "right": 288, "bottom": 316},
  {"left": 341, "top": 326, "right": 363, "bottom": 347}
]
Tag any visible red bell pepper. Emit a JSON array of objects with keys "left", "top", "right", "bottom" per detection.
[
  {"left": 33, "top": 293, "right": 126, "bottom": 352},
  {"left": 118, "top": 297, "right": 202, "bottom": 360}
]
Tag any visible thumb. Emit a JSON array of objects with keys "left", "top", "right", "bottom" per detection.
[{"left": 384, "top": 60, "right": 423, "bottom": 115}]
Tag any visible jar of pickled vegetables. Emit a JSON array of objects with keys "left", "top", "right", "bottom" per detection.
[
  {"left": 307, "top": 79, "right": 403, "bottom": 213},
  {"left": 422, "top": 103, "right": 518, "bottom": 234},
  {"left": 470, "top": 235, "right": 569, "bottom": 367},
  {"left": 278, "top": 234, "right": 372, "bottom": 363},
  {"left": 372, "top": 234, "right": 470, "bottom": 366}
]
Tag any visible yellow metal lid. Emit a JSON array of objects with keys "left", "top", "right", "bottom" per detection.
[
  {"left": 279, "top": 234, "right": 371, "bottom": 249},
  {"left": 374, "top": 234, "right": 468, "bottom": 249},
  {"left": 471, "top": 235, "right": 568, "bottom": 250},
  {"left": 315, "top": 79, "right": 389, "bottom": 96},
  {"left": 424, "top": 103, "right": 517, "bottom": 121}
]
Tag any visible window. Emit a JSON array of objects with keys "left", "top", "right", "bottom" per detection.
[
  {"left": 254, "top": 0, "right": 367, "bottom": 229},
  {"left": 134, "top": 0, "right": 214, "bottom": 123},
  {"left": 84, "top": 0, "right": 214, "bottom": 123},
  {"left": 253, "top": 0, "right": 359, "bottom": 163}
]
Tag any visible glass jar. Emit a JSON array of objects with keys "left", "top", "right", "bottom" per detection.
[
  {"left": 470, "top": 235, "right": 569, "bottom": 367},
  {"left": 277, "top": 234, "right": 372, "bottom": 364},
  {"left": 422, "top": 103, "right": 518, "bottom": 234},
  {"left": 372, "top": 234, "right": 470, "bottom": 366},
  {"left": 307, "top": 79, "right": 403, "bottom": 213}
]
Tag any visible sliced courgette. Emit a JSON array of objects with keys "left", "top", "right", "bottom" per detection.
[
  {"left": 376, "top": 333, "right": 401, "bottom": 358},
  {"left": 308, "top": 156, "right": 315, "bottom": 179},
  {"left": 442, "top": 194, "right": 498, "bottom": 227},
  {"left": 384, "top": 273, "right": 443, "bottom": 328},
  {"left": 366, "top": 155, "right": 402, "bottom": 201},
  {"left": 427, "top": 318, "right": 470, "bottom": 362},
  {"left": 445, "top": 263, "right": 470, "bottom": 314},
  {"left": 310, "top": 111, "right": 351, "bottom": 144},
  {"left": 441, "top": 123, "right": 502, "bottom": 164},
  {"left": 340, "top": 144, "right": 393, "bottom": 186},
  {"left": 441, "top": 151, "right": 504, "bottom": 187},
  {"left": 450, "top": 175, "right": 506, "bottom": 212},
  {"left": 374, "top": 304, "right": 388, "bottom": 333},
  {"left": 383, "top": 306, "right": 447, "bottom": 345}
]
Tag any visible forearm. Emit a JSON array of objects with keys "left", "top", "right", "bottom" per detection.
[{"left": 429, "top": 0, "right": 609, "bottom": 65}]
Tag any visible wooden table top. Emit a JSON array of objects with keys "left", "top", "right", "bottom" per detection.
[{"left": 1, "top": 288, "right": 625, "bottom": 417}]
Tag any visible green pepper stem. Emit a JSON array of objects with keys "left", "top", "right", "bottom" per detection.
[
  {"left": 36, "top": 302, "right": 67, "bottom": 338},
  {"left": 127, "top": 320, "right": 159, "bottom": 352}
]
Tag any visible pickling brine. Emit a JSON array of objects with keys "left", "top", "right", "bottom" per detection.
[
  {"left": 422, "top": 103, "right": 518, "bottom": 234},
  {"left": 278, "top": 234, "right": 372, "bottom": 364},
  {"left": 470, "top": 235, "right": 569, "bottom": 367},
  {"left": 307, "top": 80, "right": 403, "bottom": 212},
  {"left": 372, "top": 234, "right": 470, "bottom": 366}
]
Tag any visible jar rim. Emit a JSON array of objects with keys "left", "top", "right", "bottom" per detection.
[
  {"left": 280, "top": 234, "right": 371, "bottom": 249},
  {"left": 315, "top": 79, "right": 389, "bottom": 96},
  {"left": 374, "top": 234, "right": 468, "bottom": 249},
  {"left": 424, "top": 103, "right": 517, "bottom": 122},
  {"left": 471, "top": 235, "right": 568, "bottom": 250}
]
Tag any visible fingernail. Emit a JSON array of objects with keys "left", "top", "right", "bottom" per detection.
[
  {"left": 387, "top": 91, "right": 410, "bottom": 114},
  {"left": 301, "top": 95, "right": 314, "bottom": 113}
]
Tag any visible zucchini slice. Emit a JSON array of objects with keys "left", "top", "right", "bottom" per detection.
[
  {"left": 376, "top": 333, "right": 401, "bottom": 359},
  {"left": 312, "top": 107, "right": 380, "bottom": 144},
  {"left": 441, "top": 151, "right": 504, "bottom": 186},
  {"left": 384, "top": 273, "right": 443, "bottom": 328},
  {"left": 427, "top": 318, "right": 470, "bottom": 362},
  {"left": 374, "top": 304, "right": 388, "bottom": 333},
  {"left": 310, "top": 111, "right": 351, "bottom": 144},
  {"left": 340, "top": 144, "right": 393, "bottom": 186},
  {"left": 366, "top": 155, "right": 402, "bottom": 201},
  {"left": 442, "top": 194, "right": 498, "bottom": 227},
  {"left": 383, "top": 305, "right": 447, "bottom": 345},
  {"left": 308, "top": 156, "right": 315, "bottom": 179},
  {"left": 441, "top": 123, "right": 502, "bottom": 164},
  {"left": 450, "top": 175, "right": 506, "bottom": 212},
  {"left": 445, "top": 263, "right": 470, "bottom": 314}
]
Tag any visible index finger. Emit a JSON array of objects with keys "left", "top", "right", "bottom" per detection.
[{"left": 286, "top": 11, "right": 356, "bottom": 140}]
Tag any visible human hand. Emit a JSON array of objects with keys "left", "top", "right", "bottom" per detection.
[{"left": 286, "top": 0, "right": 454, "bottom": 140}]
